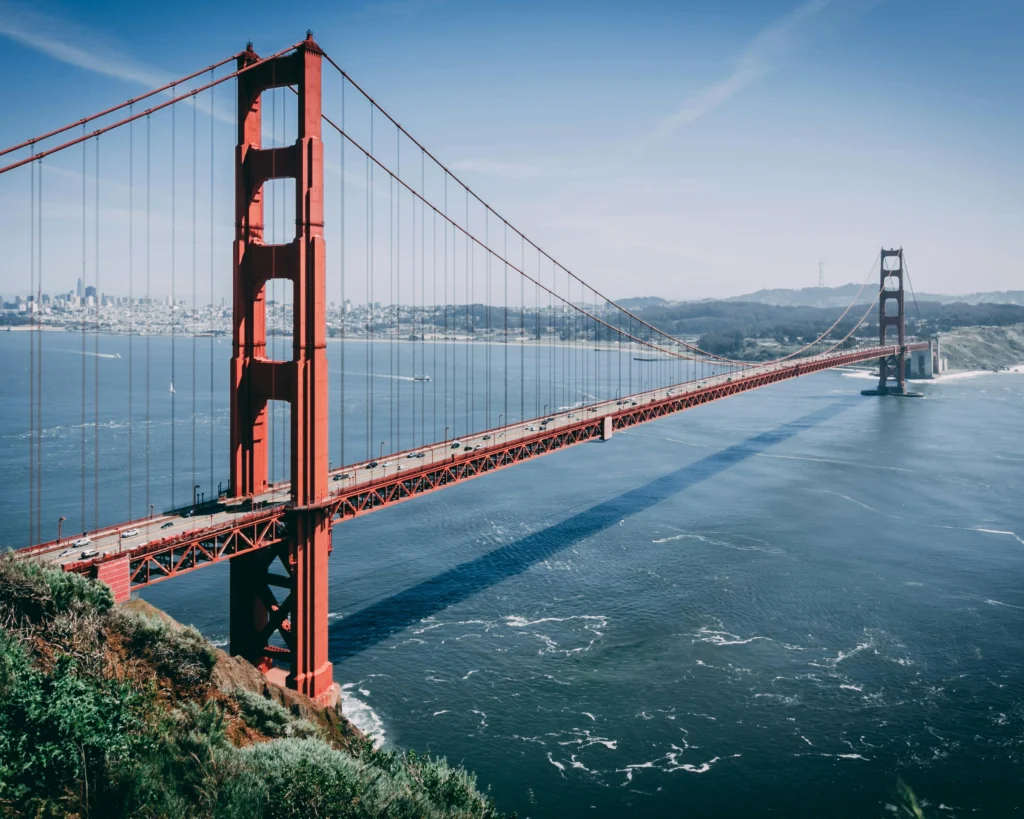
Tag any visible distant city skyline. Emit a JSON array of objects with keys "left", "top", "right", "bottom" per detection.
[{"left": 0, "top": 0, "right": 1020, "bottom": 302}]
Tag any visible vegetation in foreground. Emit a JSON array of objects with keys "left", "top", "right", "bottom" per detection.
[{"left": 0, "top": 555, "right": 511, "bottom": 818}]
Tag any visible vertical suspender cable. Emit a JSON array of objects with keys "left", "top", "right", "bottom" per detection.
[
  {"left": 192, "top": 93, "right": 197, "bottom": 504},
  {"left": 209, "top": 73, "right": 216, "bottom": 496},
  {"left": 28, "top": 154, "right": 35, "bottom": 545},
  {"left": 339, "top": 78, "right": 346, "bottom": 468},
  {"left": 420, "top": 152, "right": 426, "bottom": 446},
  {"left": 519, "top": 235, "right": 524, "bottom": 425},
  {"left": 36, "top": 159, "right": 43, "bottom": 541},
  {"left": 128, "top": 111, "right": 134, "bottom": 519},
  {"left": 389, "top": 174, "right": 394, "bottom": 454},
  {"left": 365, "top": 154, "right": 371, "bottom": 461},
  {"left": 368, "top": 113, "right": 374, "bottom": 460},
  {"left": 94, "top": 137, "right": 100, "bottom": 530},
  {"left": 395, "top": 132, "right": 400, "bottom": 453},
  {"left": 146, "top": 116, "right": 151, "bottom": 523},
  {"left": 81, "top": 130, "right": 87, "bottom": 531},
  {"left": 503, "top": 222, "right": 508, "bottom": 434},
  {"left": 171, "top": 95, "right": 177, "bottom": 509},
  {"left": 443, "top": 175, "right": 448, "bottom": 441}
]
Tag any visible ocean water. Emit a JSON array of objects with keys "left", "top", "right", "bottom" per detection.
[{"left": 2, "top": 331, "right": 1023, "bottom": 817}]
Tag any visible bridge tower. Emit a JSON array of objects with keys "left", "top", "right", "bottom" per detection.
[
  {"left": 875, "top": 247, "right": 907, "bottom": 395},
  {"left": 228, "top": 34, "right": 335, "bottom": 703}
]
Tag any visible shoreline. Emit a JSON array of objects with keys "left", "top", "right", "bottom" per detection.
[{"left": 840, "top": 364, "right": 1024, "bottom": 382}]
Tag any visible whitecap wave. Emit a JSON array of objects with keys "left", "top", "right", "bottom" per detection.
[{"left": 339, "top": 682, "right": 385, "bottom": 749}]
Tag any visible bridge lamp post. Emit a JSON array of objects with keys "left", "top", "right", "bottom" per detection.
[
  {"left": 57, "top": 516, "right": 66, "bottom": 544},
  {"left": 193, "top": 484, "right": 200, "bottom": 509}
]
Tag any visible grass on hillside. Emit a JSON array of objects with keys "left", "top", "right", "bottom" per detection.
[{"left": 0, "top": 554, "right": 512, "bottom": 819}]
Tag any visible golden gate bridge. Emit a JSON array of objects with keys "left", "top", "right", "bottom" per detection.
[{"left": 5, "top": 34, "right": 926, "bottom": 704}]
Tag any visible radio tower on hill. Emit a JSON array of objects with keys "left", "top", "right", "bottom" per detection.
[{"left": 818, "top": 258, "right": 825, "bottom": 288}]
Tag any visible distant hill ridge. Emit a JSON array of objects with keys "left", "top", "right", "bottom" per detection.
[{"left": 619, "top": 286, "right": 1024, "bottom": 309}]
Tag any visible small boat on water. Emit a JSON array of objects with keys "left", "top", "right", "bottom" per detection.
[
  {"left": 169, "top": 381, "right": 175, "bottom": 394},
  {"left": 633, "top": 357, "right": 658, "bottom": 362},
  {"left": 413, "top": 374, "right": 431, "bottom": 382}
]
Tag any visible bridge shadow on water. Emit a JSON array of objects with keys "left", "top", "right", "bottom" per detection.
[{"left": 329, "top": 398, "right": 854, "bottom": 661}]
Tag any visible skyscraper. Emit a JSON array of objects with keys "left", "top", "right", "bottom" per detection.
[{"left": 76, "top": 278, "right": 83, "bottom": 298}]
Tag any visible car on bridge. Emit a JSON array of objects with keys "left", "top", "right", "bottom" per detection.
[
  {"left": 450, "top": 440, "right": 461, "bottom": 448},
  {"left": 365, "top": 461, "right": 378, "bottom": 469},
  {"left": 72, "top": 537, "right": 91, "bottom": 548},
  {"left": 121, "top": 528, "right": 139, "bottom": 538},
  {"left": 161, "top": 521, "right": 174, "bottom": 530}
]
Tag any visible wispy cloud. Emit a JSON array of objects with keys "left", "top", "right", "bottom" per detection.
[
  {"left": 0, "top": 0, "right": 233, "bottom": 124},
  {"left": 449, "top": 159, "right": 545, "bottom": 180},
  {"left": 0, "top": 1, "right": 166, "bottom": 87},
  {"left": 642, "top": 0, "right": 831, "bottom": 149}
]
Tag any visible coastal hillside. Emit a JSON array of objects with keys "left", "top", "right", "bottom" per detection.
[
  {"left": 0, "top": 555, "right": 509, "bottom": 819},
  {"left": 939, "top": 324, "right": 1024, "bottom": 371}
]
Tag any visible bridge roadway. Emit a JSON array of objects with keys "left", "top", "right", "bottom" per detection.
[{"left": 22, "top": 343, "right": 925, "bottom": 590}]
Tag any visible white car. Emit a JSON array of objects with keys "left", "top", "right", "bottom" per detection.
[
  {"left": 72, "top": 537, "right": 91, "bottom": 548},
  {"left": 525, "top": 425, "right": 537, "bottom": 431},
  {"left": 121, "top": 528, "right": 139, "bottom": 538},
  {"left": 80, "top": 549, "right": 99, "bottom": 559}
]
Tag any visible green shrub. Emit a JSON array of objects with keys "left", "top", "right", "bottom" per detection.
[
  {"left": 233, "top": 689, "right": 320, "bottom": 740},
  {"left": 111, "top": 611, "right": 217, "bottom": 689},
  {"left": 0, "top": 631, "right": 152, "bottom": 818},
  {"left": 0, "top": 555, "right": 113, "bottom": 628},
  {"left": 0, "top": 555, "right": 510, "bottom": 818}
]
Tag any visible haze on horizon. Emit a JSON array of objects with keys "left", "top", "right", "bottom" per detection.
[{"left": 0, "top": 0, "right": 1019, "bottom": 303}]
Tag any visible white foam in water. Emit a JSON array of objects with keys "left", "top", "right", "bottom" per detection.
[
  {"left": 985, "top": 598, "right": 1024, "bottom": 610},
  {"left": 696, "top": 626, "right": 771, "bottom": 646},
  {"left": 340, "top": 682, "right": 385, "bottom": 749},
  {"left": 670, "top": 754, "right": 742, "bottom": 774},
  {"left": 546, "top": 753, "right": 566, "bottom": 774},
  {"left": 973, "top": 528, "right": 1024, "bottom": 546}
]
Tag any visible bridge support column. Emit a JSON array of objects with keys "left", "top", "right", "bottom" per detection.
[
  {"left": 229, "top": 548, "right": 273, "bottom": 669},
  {"left": 876, "top": 247, "right": 906, "bottom": 395},
  {"left": 862, "top": 247, "right": 920, "bottom": 397},
  {"left": 229, "top": 34, "right": 335, "bottom": 704},
  {"left": 601, "top": 415, "right": 614, "bottom": 441}
]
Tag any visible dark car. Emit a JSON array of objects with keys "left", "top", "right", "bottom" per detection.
[
  {"left": 365, "top": 461, "right": 378, "bottom": 469},
  {"left": 160, "top": 521, "right": 174, "bottom": 530}
]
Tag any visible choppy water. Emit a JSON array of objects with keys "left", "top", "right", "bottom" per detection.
[{"left": 3, "top": 331, "right": 1023, "bottom": 817}]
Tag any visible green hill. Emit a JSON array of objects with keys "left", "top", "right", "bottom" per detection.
[{"left": 0, "top": 555, "right": 510, "bottom": 819}]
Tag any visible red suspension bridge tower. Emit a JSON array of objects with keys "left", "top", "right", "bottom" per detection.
[{"left": 228, "top": 34, "right": 334, "bottom": 703}]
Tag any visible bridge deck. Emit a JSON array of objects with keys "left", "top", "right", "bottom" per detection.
[{"left": 21, "top": 344, "right": 925, "bottom": 590}]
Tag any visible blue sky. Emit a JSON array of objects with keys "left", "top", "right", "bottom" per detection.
[{"left": 0, "top": 0, "right": 1020, "bottom": 301}]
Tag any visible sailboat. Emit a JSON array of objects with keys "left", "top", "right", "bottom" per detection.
[{"left": 169, "top": 381, "right": 175, "bottom": 394}]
